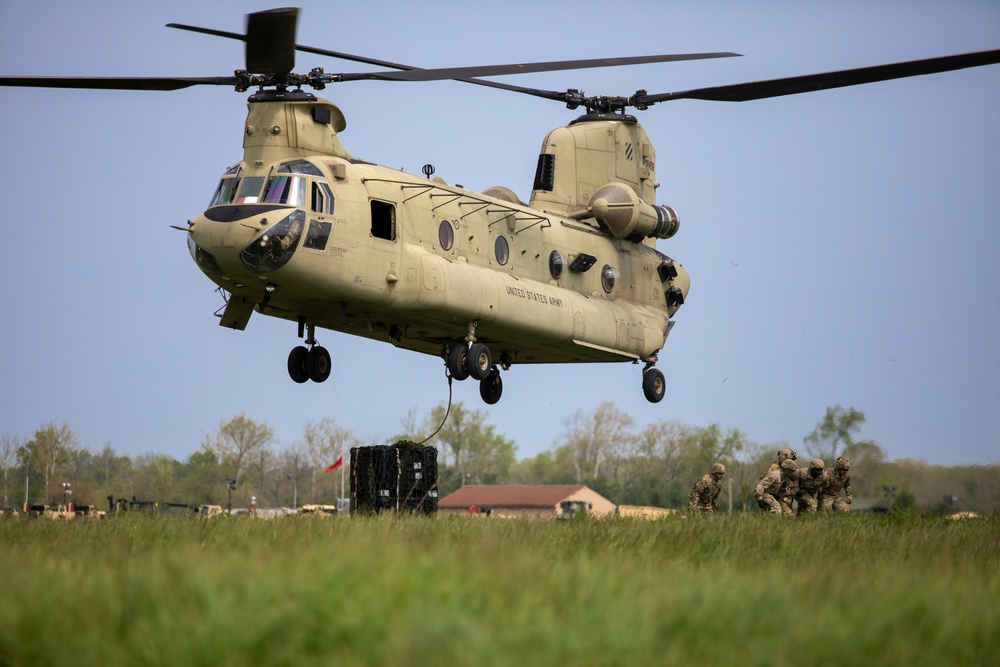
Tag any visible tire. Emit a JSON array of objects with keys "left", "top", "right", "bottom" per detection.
[
  {"left": 447, "top": 343, "right": 470, "bottom": 381},
  {"left": 480, "top": 369, "right": 503, "bottom": 404},
  {"left": 307, "top": 346, "right": 332, "bottom": 383},
  {"left": 466, "top": 342, "right": 492, "bottom": 381},
  {"left": 287, "top": 346, "right": 309, "bottom": 383},
  {"left": 642, "top": 367, "right": 666, "bottom": 403}
]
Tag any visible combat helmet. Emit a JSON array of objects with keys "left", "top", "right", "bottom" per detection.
[
  {"left": 810, "top": 458, "right": 825, "bottom": 470},
  {"left": 835, "top": 456, "right": 852, "bottom": 470},
  {"left": 780, "top": 459, "right": 797, "bottom": 471},
  {"left": 711, "top": 463, "right": 726, "bottom": 475},
  {"left": 778, "top": 448, "right": 797, "bottom": 462}
]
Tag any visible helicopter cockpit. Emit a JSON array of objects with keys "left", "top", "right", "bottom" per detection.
[{"left": 193, "top": 159, "right": 337, "bottom": 275}]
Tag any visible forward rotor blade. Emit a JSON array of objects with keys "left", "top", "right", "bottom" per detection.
[
  {"left": 244, "top": 7, "right": 297, "bottom": 76},
  {"left": 340, "top": 52, "right": 741, "bottom": 83},
  {"left": 643, "top": 48, "right": 1000, "bottom": 104},
  {"left": 0, "top": 76, "right": 239, "bottom": 91}
]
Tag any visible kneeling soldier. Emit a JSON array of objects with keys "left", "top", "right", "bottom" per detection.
[
  {"left": 755, "top": 458, "right": 797, "bottom": 515},
  {"left": 689, "top": 462, "right": 726, "bottom": 514},
  {"left": 794, "top": 458, "right": 826, "bottom": 515},
  {"left": 819, "top": 457, "right": 853, "bottom": 513}
]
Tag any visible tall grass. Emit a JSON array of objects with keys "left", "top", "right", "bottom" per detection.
[{"left": 1, "top": 513, "right": 997, "bottom": 666}]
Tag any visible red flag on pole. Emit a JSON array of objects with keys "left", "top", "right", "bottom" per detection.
[{"left": 325, "top": 455, "right": 344, "bottom": 473}]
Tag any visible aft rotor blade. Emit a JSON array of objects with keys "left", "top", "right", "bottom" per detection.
[
  {"left": 643, "top": 48, "right": 1000, "bottom": 104},
  {"left": 0, "top": 76, "right": 239, "bottom": 91},
  {"left": 340, "top": 52, "right": 741, "bottom": 83}
]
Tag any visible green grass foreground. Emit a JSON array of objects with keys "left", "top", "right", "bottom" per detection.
[{"left": 1, "top": 513, "right": 998, "bottom": 666}]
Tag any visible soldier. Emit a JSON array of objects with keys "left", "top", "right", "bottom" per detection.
[
  {"left": 793, "top": 458, "right": 826, "bottom": 515},
  {"left": 755, "top": 458, "right": 797, "bottom": 515},
  {"left": 689, "top": 462, "right": 726, "bottom": 514},
  {"left": 819, "top": 456, "right": 853, "bottom": 513},
  {"left": 760, "top": 448, "right": 797, "bottom": 509}
]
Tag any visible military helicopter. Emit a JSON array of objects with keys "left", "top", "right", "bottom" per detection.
[{"left": 3, "top": 8, "right": 998, "bottom": 408}]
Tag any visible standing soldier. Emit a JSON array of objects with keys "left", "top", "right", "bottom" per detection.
[
  {"left": 689, "top": 463, "right": 726, "bottom": 515},
  {"left": 794, "top": 458, "right": 827, "bottom": 515},
  {"left": 755, "top": 458, "right": 797, "bottom": 515},
  {"left": 819, "top": 456, "right": 853, "bottom": 513}
]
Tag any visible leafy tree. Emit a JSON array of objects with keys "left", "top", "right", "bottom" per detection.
[
  {"left": 20, "top": 422, "right": 80, "bottom": 505},
  {"left": 802, "top": 405, "right": 884, "bottom": 465},
  {"left": 422, "top": 402, "right": 516, "bottom": 487}
]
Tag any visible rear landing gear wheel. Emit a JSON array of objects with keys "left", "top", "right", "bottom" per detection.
[
  {"left": 288, "top": 346, "right": 309, "bottom": 383},
  {"left": 307, "top": 346, "right": 331, "bottom": 383},
  {"left": 467, "top": 342, "right": 492, "bottom": 381},
  {"left": 447, "top": 343, "right": 470, "bottom": 381},
  {"left": 480, "top": 368, "right": 503, "bottom": 404},
  {"left": 642, "top": 367, "right": 666, "bottom": 403}
]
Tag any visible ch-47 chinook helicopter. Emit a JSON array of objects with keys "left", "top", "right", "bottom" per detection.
[{"left": 3, "top": 8, "right": 998, "bottom": 407}]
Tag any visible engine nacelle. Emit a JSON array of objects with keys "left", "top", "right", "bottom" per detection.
[{"left": 589, "top": 182, "right": 679, "bottom": 241}]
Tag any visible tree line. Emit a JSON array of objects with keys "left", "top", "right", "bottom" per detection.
[{"left": 3, "top": 403, "right": 998, "bottom": 513}]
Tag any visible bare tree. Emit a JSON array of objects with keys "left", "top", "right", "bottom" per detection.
[
  {"left": 559, "top": 402, "right": 636, "bottom": 483},
  {"left": 201, "top": 413, "right": 275, "bottom": 484},
  {"left": 1, "top": 432, "right": 21, "bottom": 507},
  {"left": 301, "top": 417, "right": 360, "bottom": 502}
]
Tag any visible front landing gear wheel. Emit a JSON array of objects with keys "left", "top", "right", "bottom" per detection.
[
  {"left": 480, "top": 368, "right": 503, "bottom": 404},
  {"left": 447, "top": 343, "right": 470, "bottom": 381},
  {"left": 642, "top": 367, "right": 666, "bottom": 403},
  {"left": 307, "top": 346, "right": 332, "bottom": 383}
]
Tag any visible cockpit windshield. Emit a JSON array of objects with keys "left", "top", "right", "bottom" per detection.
[{"left": 262, "top": 175, "right": 306, "bottom": 206}]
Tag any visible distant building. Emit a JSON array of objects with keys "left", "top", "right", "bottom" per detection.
[{"left": 438, "top": 484, "right": 616, "bottom": 519}]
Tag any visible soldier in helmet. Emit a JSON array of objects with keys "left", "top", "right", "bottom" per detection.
[
  {"left": 689, "top": 462, "right": 726, "bottom": 515},
  {"left": 754, "top": 458, "right": 797, "bottom": 515},
  {"left": 759, "top": 448, "right": 797, "bottom": 514},
  {"left": 818, "top": 456, "right": 853, "bottom": 513},
  {"left": 793, "top": 458, "right": 827, "bottom": 515}
]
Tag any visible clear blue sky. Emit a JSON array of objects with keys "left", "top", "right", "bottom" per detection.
[{"left": 1, "top": 1, "right": 998, "bottom": 466}]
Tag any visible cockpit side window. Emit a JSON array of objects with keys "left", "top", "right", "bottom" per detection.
[{"left": 312, "top": 182, "right": 335, "bottom": 215}]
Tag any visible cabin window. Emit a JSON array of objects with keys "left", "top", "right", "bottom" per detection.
[
  {"left": 235, "top": 176, "right": 266, "bottom": 204},
  {"left": 262, "top": 175, "right": 306, "bottom": 207},
  {"left": 494, "top": 236, "right": 510, "bottom": 266},
  {"left": 601, "top": 265, "right": 619, "bottom": 293},
  {"left": 549, "top": 250, "right": 565, "bottom": 279},
  {"left": 533, "top": 154, "right": 555, "bottom": 192},
  {"left": 304, "top": 220, "right": 332, "bottom": 251},
  {"left": 371, "top": 200, "right": 396, "bottom": 241},
  {"left": 438, "top": 220, "right": 454, "bottom": 251},
  {"left": 311, "top": 181, "right": 335, "bottom": 214}
]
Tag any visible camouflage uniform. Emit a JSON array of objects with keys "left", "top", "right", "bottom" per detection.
[
  {"left": 689, "top": 463, "right": 725, "bottom": 514},
  {"left": 760, "top": 448, "right": 797, "bottom": 510},
  {"left": 818, "top": 457, "right": 853, "bottom": 513},
  {"left": 755, "top": 459, "right": 797, "bottom": 516},
  {"left": 793, "top": 458, "right": 827, "bottom": 515}
]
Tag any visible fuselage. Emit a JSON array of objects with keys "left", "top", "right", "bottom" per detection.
[{"left": 184, "top": 92, "right": 690, "bottom": 366}]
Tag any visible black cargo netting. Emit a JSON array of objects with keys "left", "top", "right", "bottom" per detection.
[{"left": 350, "top": 441, "right": 438, "bottom": 515}]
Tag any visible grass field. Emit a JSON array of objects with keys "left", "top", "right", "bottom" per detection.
[{"left": 1, "top": 512, "right": 997, "bottom": 666}]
